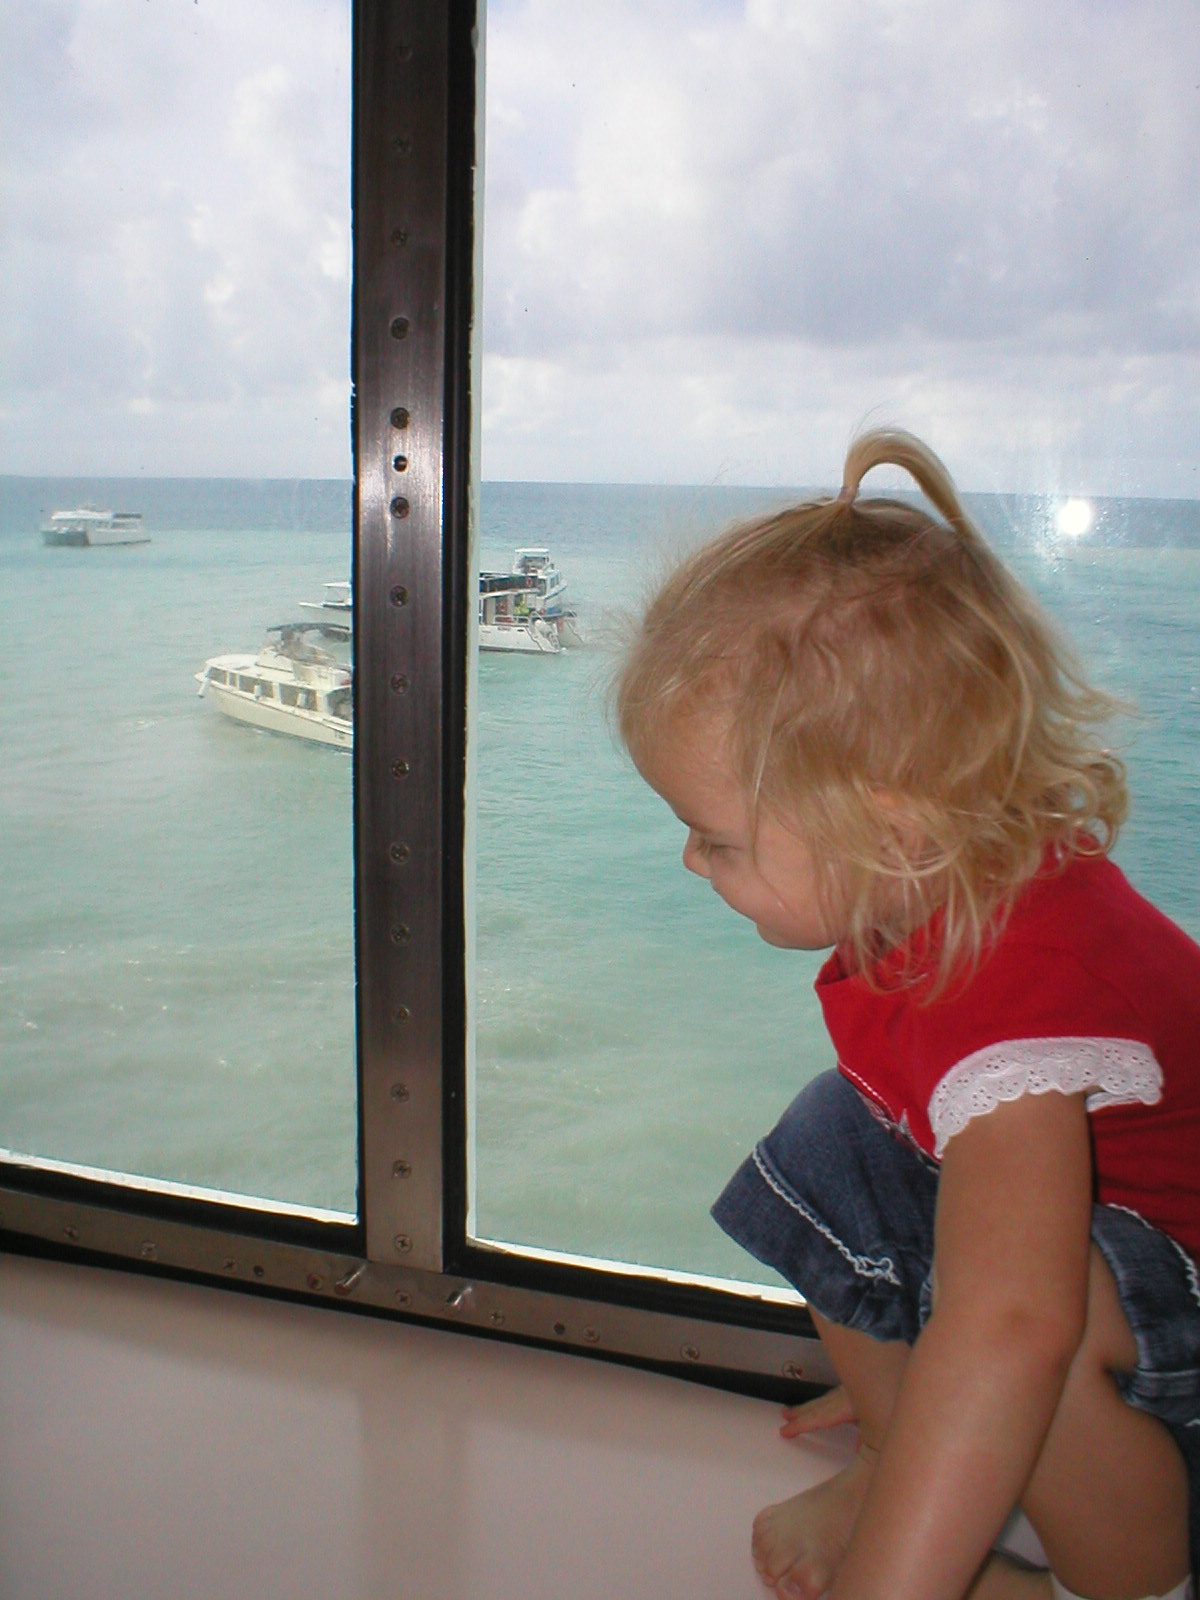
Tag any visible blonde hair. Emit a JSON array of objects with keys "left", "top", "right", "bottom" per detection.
[{"left": 616, "top": 429, "right": 1128, "bottom": 993}]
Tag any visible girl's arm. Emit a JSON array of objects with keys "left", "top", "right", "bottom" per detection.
[{"left": 830, "top": 1086, "right": 1094, "bottom": 1600}]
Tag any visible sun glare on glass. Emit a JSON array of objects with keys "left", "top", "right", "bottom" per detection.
[{"left": 1055, "top": 498, "right": 1095, "bottom": 540}]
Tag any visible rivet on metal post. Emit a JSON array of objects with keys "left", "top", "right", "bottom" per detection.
[
  {"left": 390, "top": 316, "right": 410, "bottom": 340},
  {"left": 390, "top": 841, "right": 410, "bottom": 864},
  {"left": 390, "top": 1082, "right": 410, "bottom": 1103},
  {"left": 390, "top": 584, "right": 408, "bottom": 607}
]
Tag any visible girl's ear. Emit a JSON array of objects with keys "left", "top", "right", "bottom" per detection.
[{"left": 872, "top": 790, "right": 931, "bottom": 867}]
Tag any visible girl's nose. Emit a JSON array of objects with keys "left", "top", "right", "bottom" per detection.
[{"left": 682, "top": 832, "right": 710, "bottom": 879}]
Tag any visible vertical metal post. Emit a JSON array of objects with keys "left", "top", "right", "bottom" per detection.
[{"left": 355, "top": 0, "right": 461, "bottom": 1271}]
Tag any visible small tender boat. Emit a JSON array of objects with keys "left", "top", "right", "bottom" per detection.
[
  {"left": 41, "top": 507, "right": 150, "bottom": 547},
  {"left": 298, "top": 580, "right": 352, "bottom": 635},
  {"left": 195, "top": 625, "right": 352, "bottom": 750}
]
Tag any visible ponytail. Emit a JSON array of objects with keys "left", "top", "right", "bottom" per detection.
[{"left": 840, "top": 429, "right": 974, "bottom": 540}]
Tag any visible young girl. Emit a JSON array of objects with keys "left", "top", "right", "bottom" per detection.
[{"left": 615, "top": 431, "right": 1200, "bottom": 1600}]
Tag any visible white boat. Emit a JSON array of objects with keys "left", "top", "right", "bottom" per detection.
[
  {"left": 298, "top": 580, "right": 352, "bottom": 635},
  {"left": 41, "top": 507, "right": 149, "bottom": 547},
  {"left": 195, "top": 625, "right": 352, "bottom": 750},
  {"left": 479, "top": 548, "right": 584, "bottom": 653}
]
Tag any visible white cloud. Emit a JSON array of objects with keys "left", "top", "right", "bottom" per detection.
[{"left": 2, "top": 0, "right": 351, "bottom": 476}]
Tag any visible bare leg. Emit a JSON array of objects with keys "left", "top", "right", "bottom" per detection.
[
  {"left": 1019, "top": 1245, "right": 1190, "bottom": 1599},
  {"left": 751, "top": 1313, "right": 909, "bottom": 1598},
  {"left": 753, "top": 1247, "right": 1191, "bottom": 1600}
]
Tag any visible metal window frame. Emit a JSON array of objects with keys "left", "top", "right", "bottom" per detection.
[{"left": 0, "top": 0, "right": 831, "bottom": 1400}]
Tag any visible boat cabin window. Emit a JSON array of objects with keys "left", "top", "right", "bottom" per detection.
[{"left": 3, "top": 0, "right": 1198, "bottom": 1391}]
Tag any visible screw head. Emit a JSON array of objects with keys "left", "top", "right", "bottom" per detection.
[
  {"left": 782, "top": 1360, "right": 803, "bottom": 1381},
  {"left": 394, "top": 1234, "right": 413, "bottom": 1254},
  {"left": 489, "top": 1309, "right": 505, "bottom": 1326},
  {"left": 391, "top": 760, "right": 411, "bottom": 779},
  {"left": 680, "top": 1344, "right": 701, "bottom": 1362},
  {"left": 394, "top": 1005, "right": 411, "bottom": 1025},
  {"left": 392, "top": 1160, "right": 412, "bottom": 1178},
  {"left": 389, "top": 841, "right": 410, "bottom": 864},
  {"left": 390, "top": 496, "right": 410, "bottom": 519},
  {"left": 390, "top": 673, "right": 409, "bottom": 693},
  {"left": 395, "top": 1289, "right": 412, "bottom": 1307},
  {"left": 392, "top": 134, "right": 413, "bottom": 156},
  {"left": 390, "top": 584, "right": 408, "bottom": 607},
  {"left": 583, "top": 1326, "right": 600, "bottom": 1344},
  {"left": 306, "top": 1273, "right": 324, "bottom": 1291},
  {"left": 390, "top": 1082, "right": 410, "bottom": 1102},
  {"left": 391, "top": 923, "right": 410, "bottom": 944},
  {"left": 390, "top": 316, "right": 410, "bottom": 340},
  {"left": 139, "top": 1241, "right": 157, "bottom": 1260},
  {"left": 390, "top": 407, "right": 410, "bottom": 429},
  {"left": 552, "top": 1321, "right": 567, "bottom": 1337}
]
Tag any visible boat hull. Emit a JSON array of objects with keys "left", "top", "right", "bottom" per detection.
[
  {"left": 199, "top": 678, "right": 352, "bottom": 748},
  {"left": 478, "top": 618, "right": 562, "bottom": 653}
]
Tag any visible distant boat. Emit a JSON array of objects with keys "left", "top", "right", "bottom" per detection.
[
  {"left": 195, "top": 625, "right": 352, "bottom": 751},
  {"left": 298, "top": 580, "right": 352, "bottom": 636},
  {"left": 41, "top": 507, "right": 149, "bottom": 548}
]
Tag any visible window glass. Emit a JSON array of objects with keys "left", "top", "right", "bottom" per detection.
[
  {"left": 0, "top": 1, "right": 355, "bottom": 1216},
  {"left": 469, "top": 0, "right": 1200, "bottom": 1286}
]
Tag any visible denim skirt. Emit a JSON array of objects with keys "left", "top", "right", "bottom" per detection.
[{"left": 712, "top": 1068, "right": 1200, "bottom": 1574}]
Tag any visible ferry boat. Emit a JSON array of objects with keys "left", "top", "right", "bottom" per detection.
[
  {"left": 41, "top": 507, "right": 150, "bottom": 547},
  {"left": 195, "top": 625, "right": 352, "bottom": 750}
]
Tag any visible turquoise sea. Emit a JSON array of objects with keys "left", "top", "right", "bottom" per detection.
[{"left": 2, "top": 477, "right": 1199, "bottom": 1287}]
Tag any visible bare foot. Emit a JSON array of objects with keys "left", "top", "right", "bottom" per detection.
[
  {"left": 779, "top": 1384, "right": 856, "bottom": 1441},
  {"left": 968, "top": 1553, "right": 1053, "bottom": 1600},
  {"left": 751, "top": 1450, "right": 873, "bottom": 1599}
]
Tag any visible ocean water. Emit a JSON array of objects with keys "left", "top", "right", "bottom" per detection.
[{"left": 2, "top": 477, "right": 1199, "bottom": 1287}]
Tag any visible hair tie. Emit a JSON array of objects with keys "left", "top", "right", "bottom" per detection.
[{"left": 836, "top": 481, "right": 858, "bottom": 504}]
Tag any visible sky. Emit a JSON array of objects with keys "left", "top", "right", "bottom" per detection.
[{"left": 3, "top": 0, "right": 1199, "bottom": 494}]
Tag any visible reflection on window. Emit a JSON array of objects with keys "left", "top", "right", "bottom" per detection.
[
  {"left": 0, "top": 1, "right": 355, "bottom": 1216},
  {"left": 469, "top": 1, "right": 1200, "bottom": 1284}
]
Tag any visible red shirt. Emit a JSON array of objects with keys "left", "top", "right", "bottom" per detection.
[{"left": 817, "top": 853, "right": 1200, "bottom": 1262}]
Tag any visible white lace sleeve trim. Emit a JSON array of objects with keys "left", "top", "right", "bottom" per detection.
[{"left": 928, "top": 1037, "right": 1163, "bottom": 1157}]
